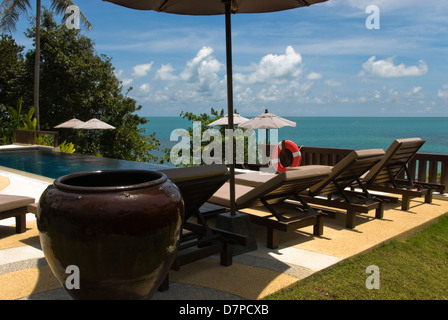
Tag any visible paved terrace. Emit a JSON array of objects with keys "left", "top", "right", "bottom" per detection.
[{"left": 1, "top": 165, "right": 447, "bottom": 300}]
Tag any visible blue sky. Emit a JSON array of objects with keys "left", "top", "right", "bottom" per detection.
[{"left": 9, "top": 0, "right": 448, "bottom": 117}]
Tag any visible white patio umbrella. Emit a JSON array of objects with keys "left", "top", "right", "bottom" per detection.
[
  {"left": 103, "top": 0, "right": 328, "bottom": 215},
  {"left": 208, "top": 113, "right": 249, "bottom": 127},
  {"left": 54, "top": 118, "right": 85, "bottom": 129},
  {"left": 74, "top": 118, "right": 115, "bottom": 155},
  {"left": 74, "top": 118, "right": 115, "bottom": 130},
  {"left": 239, "top": 109, "right": 296, "bottom": 144},
  {"left": 239, "top": 109, "right": 296, "bottom": 130}
]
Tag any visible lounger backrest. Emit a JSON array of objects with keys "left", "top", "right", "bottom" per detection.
[
  {"left": 236, "top": 165, "right": 331, "bottom": 208},
  {"left": 363, "top": 138, "right": 425, "bottom": 184},
  {"left": 308, "top": 149, "right": 385, "bottom": 196},
  {"left": 160, "top": 164, "right": 229, "bottom": 219},
  {"left": 160, "top": 164, "right": 228, "bottom": 183}
]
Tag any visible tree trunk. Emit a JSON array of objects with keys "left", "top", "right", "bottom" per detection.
[{"left": 34, "top": 0, "right": 41, "bottom": 130}]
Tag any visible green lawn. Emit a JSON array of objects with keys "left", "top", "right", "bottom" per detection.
[{"left": 265, "top": 213, "right": 448, "bottom": 300}]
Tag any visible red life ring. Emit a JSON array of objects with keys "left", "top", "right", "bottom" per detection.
[{"left": 271, "top": 140, "right": 302, "bottom": 173}]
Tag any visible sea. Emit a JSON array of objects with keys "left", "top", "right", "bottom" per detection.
[{"left": 141, "top": 117, "right": 448, "bottom": 164}]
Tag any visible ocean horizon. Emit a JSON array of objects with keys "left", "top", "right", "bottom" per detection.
[{"left": 141, "top": 116, "right": 448, "bottom": 163}]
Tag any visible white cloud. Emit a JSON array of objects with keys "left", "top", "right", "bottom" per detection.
[
  {"left": 180, "top": 46, "right": 223, "bottom": 83},
  {"left": 325, "top": 79, "right": 342, "bottom": 87},
  {"left": 361, "top": 56, "right": 428, "bottom": 78},
  {"left": 307, "top": 72, "right": 322, "bottom": 80},
  {"left": 121, "top": 78, "right": 133, "bottom": 86},
  {"left": 139, "top": 83, "right": 150, "bottom": 93},
  {"left": 438, "top": 84, "right": 448, "bottom": 99},
  {"left": 234, "top": 46, "right": 303, "bottom": 84},
  {"left": 132, "top": 62, "right": 154, "bottom": 77},
  {"left": 129, "top": 46, "right": 324, "bottom": 113},
  {"left": 411, "top": 86, "right": 422, "bottom": 94},
  {"left": 258, "top": 85, "right": 280, "bottom": 102},
  {"left": 153, "top": 47, "right": 223, "bottom": 88},
  {"left": 128, "top": 47, "right": 228, "bottom": 110},
  {"left": 115, "top": 69, "right": 133, "bottom": 86},
  {"left": 235, "top": 87, "right": 255, "bottom": 105},
  {"left": 155, "top": 64, "right": 177, "bottom": 81},
  {"left": 404, "top": 86, "right": 423, "bottom": 98}
]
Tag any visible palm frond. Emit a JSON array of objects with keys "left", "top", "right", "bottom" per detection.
[{"left": 0, "top": 0, "right": 32, "bottom": 32}]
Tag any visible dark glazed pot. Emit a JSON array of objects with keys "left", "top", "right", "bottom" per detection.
[{"left": 37, "top": 170, "right": 184, "bottom": 300}]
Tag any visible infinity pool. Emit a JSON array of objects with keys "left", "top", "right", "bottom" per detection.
[{"left": 0, "top": 147, "right": 165, "bottom": 179}]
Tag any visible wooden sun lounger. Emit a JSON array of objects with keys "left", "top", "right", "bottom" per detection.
[
  {"left": 0, "top": 194, "right": 35, "bottom": 233},
  {"left": 158, "top": 164, "right": 246, "bottom": 290},
  {"left": 361, "top": 138, "right": 438, "bottom": 211},
  {"left": 299, "top": 149, "right": 386, "bottom": 229},
  {"left": 209, "top": 166, "right": 332, "bottom": 249}
]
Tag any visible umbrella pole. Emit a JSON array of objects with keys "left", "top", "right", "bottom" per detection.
[
  {"left": 216, "top": 2, "right": 258, "bottom": 255},
  {"left": 225, "top": 1, "right": 236, "bottom": 215}
]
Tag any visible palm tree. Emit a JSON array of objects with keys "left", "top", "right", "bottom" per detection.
[{"left": 0, "top": 0, "right": 91, "bottom": 130}]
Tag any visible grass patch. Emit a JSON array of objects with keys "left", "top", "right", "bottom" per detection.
[{"left": 264, "top": 213, "right": 448, "bottom": 300}]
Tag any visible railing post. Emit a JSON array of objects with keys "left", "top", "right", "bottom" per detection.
[{"left": 14, "top": 130, "right": 59, "bottom": 148}]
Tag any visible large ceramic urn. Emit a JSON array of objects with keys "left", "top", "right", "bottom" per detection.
[{"left": 37, "top": 170, "right": 184, "bottom": 300}]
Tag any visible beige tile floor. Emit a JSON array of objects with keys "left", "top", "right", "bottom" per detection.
[{"left": 1, "top": 166, "right": 447, "bottom": 300}]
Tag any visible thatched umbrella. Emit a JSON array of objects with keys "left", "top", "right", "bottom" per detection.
[
  {"left": 74, "top": 118, "right": 115, "bottom": 130},
  {"left": 54, "top": 118, "right": 85, "bottom": 129}
]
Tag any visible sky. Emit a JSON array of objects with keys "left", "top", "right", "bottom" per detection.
[{"left": 8, "top": 0, "right": 448, "bottom": 117}]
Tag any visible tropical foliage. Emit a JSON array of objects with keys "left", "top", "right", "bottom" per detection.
[
  {"left": 160, "top": 108, "right": 255, "bottom": 167},
  {"left": 0, "top": 97, "right": 33, "bottom": 144},
  {"left": 0, "top": 0, "right": 92, "bottom": 130},
  {"left": 0, "top": 10, "right": 159, "bottom": 162},
  {"left": 159, "top": 108, "right": 224, "bottom": 166},
  {"left": 58, "top": 140, "right": 75, "bottom": 153}
]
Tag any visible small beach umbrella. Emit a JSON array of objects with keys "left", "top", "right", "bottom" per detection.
[
  {"left": 239, "top": 109, "right": 296, "bottom": 130},
  {"left": 74, "top": 118, "right": 115, "bottom": 155},
  {"left": 54, "top": 118, "right": 85, "bottom": 129},
  {"left": 208, "top": 113, "right": 249, "bottom": 127},
  {"left": 74, "top": 118, "right": 115, "bottom": 130},
  {"left": 239, "top": 109, "right": 295, "bottom": 145},
  {"left": 103, "top": 0, "right": 328, "bottom": 215}
]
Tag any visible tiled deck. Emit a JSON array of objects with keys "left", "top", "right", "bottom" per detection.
[{"left": 1, "top": 167, "right": 447, "bottom": 300}]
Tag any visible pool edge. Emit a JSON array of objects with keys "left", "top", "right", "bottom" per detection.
[{"left": 0, "top": 165, "right": 55, "bottom": 184}]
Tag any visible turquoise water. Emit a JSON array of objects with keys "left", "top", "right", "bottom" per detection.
[
  {"left": 1, "top": 117, "right": 446, "bottom": 178},
  {"left": 143, "top": 117, "right": 448, "bottom": 159},
  {"left": 0, "top": 148, "right": 163, "bottom": 179}
]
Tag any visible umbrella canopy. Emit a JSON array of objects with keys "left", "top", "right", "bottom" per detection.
[
  {"left": 103, "top": 0, "right": 328, "bottom": 215},
  {"left": 54, "top": 118, "right": 85, "bottom": 129},
  {"left": 74, "top": 118, "right": 115, "bottom": 130},
  {"left": 208, "top": 113, "right": 249, "bottom": 127},
  {"left": 238, "top": 109, "right": 296, "bottom": 129},
  {"left": 239, "top": 109, "right": 295, "bottom": 153},
  {"left": 103, "top": 0, "right": 327, "bottom": 15},
  {"left": 102, "top": 0, "right": 328, "bottom": 131}
]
